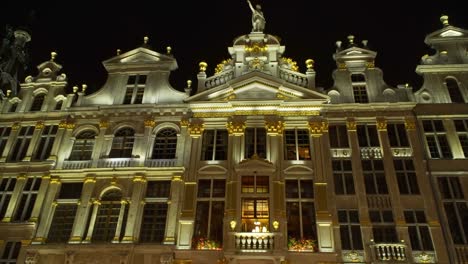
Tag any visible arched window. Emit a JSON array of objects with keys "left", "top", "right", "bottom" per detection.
[
  {"left": 92, "top": 189, "right": 125, "bottom": 242},
  {"left": 30, "top": 94, "right": 46, "bottom": 111},
  {"left": 152, "top": 128, "right": 177, "bottom": 159},
  {"left": 446, "top": 77, "right": 464, "bottom": 103},
  {"left": 69, "top": 130, "right": 97, "bottom": 160},
  {"left": 109, "top": 127, "right": 135, "bottom": 158},
  {"left": 55, "top": 100, "right": 63, "bottom": 110},
  {"left": 9, "top": 102, "right": 18, "bottom": 113}
]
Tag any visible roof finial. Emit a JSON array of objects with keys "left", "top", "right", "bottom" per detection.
[
  {"left": 199, "top": 61, "right": 208, "bottom": 73},
  {"left": 51, "top": 51, "right": 57, "bottom": 61},
  {"left": 166, "top": 46, "right": 172, "bottom": 55},
  {"left": 187, "top": 80, "right": 192, "bottom": 88},
  {"left": 440, "top": 15, "right": 449, "bottom": 26},
  {"left": 144, "top": 36, "right": 149, "bottom": 44},
  {"left": 347, "top": 35, "right": 355, "bottom": 45},
  {"left": 82, "top": 84, "right": 87, "bottom": 93},
  {"left": 362, "top": 40, "right": 368, "bottom": 47},
  {"left": 116, "top": 49, "right": 121, "bottom": 55},
  {"left": 335, "top": 40, "right": 342, "bottom": 49},
  {"left": 305, "top": 59, "right": 314, "bottom": 70}
]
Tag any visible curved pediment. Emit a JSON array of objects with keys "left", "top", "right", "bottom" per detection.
[
  {"left": 198, "top": 165, "right": 228, "bottom": 175},
  {"left": 283, "top": 165, "right": 314, "bottom": 175},
  {"left": 235, "top": 156, "right": 276, "bottom": 173}
]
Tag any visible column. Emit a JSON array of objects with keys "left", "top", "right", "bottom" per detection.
[
  {"left": 164, "top": 176, "right": 184, "bottom": 244},
  {"left": 0, "top": 122, "right": 20, "bottom": 162},
  {"left": 347, "top": 118, "right": 372, "bottom": 262},
  {"left": 83, "top": 199, "right": 100, "bottom": 243},
  {"left": 69, "top": 177, "right": 96, "bottom": 243},
  {"left": 52, "top": 120, "right": 73, "bottom": 165},
  {"left": 29, "top": 175, "right": 52, "bottom": 223},
  {"left": 1, "top": 174, "right": 27, "bottom": 222},
  {"left": 23, "top": 121, "right": 44, "bottom": 161},
  {"left": 309, "top": 119, "right": 334, "bottom": 252},
  {"left": 112, "top": 199, "right": 128, "bottom": 243},
  {"left": 32, "top": 177, "right": 61, "bottom": 244},
  {"left": 122, "top": 176, "right": 146, "bottom": 243},
  {"left": 141, "top": 118, "right": 156, "bottom": 166},
  {"left": 92, "top": 119, "right": 109, "bottom": 167}
]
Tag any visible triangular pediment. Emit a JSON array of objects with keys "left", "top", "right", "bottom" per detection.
[
  {"left": 186, "top": 71, "right": 329, "bottom": 102},
  {"left": 103, "top": 47, "right": 177, "bottom": 71},
  {"left": 425, "top": 25, "right": 468, "bottom": 43},
  {"left": 235, "top": 157, "right": 276, "bottom": 174},
  {"left": 336, "top": 47, "right": 377, "bottom": 60}
]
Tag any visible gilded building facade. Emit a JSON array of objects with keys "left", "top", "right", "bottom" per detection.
[{"left": 0, "top": 13, "right": 466, "bottom": 264}]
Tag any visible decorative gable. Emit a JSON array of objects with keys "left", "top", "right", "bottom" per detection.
[{"left": 103, "top": 47, "right": 178, "bottom": 72}]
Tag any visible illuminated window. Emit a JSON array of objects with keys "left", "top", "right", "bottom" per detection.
[
  {"left": 438, "top": 177, "right": 467, "bottom": 244},
  {"left": 329, "top": 124, "right": 349, "bottom": 148},
  {"left": 152, "top": 128, "right": 177, "bottom": 159},
  {"left": 109, "top": 127, "right": 135, "bottom": 158},
  {"left": 13, "top": 177, "right": 41, "bottom": 222},
  {"left": 333, "top": 159, "right": 355, "bottom": 195},
  {"left": 245, "top": 127, "right": 267, "bottom": 159},
  {"left": 194, "top": 179, "right": 225, "bottom": 248},
  {"left": 69, "top": 130, "right": 96, "bottom": 160},
  {"left": 363, "top": 159, "right": 387, "bottom": 194},
  {"left": 91, "top": 189, "right": 125, "bottom": 242},
  {"left": 0, "top": 127, "right": 11, "bottom": 157},
  {"left": 30, "top": 93, "right": 45, "bottom": 111},
  {"left": 242, "top": 175, "right": 269, "bottom": 194},
  {"left": 123, "top": 75, "right": 146, "bottom": 104},
  {"left": 284, "top": 129, "right": 311, "bottom": 160},
  {"left": 454, "top": 119, "right": 468, "bottom": 157},
  {"left": 286, "top": 179, "right": 315, "bottom": 240},
  {"left": 0, "top": 241, "right": 21, "bottom": 264},
  {"left": 357, "top": 124, "right": 379, "bottom": 147},
  {"left": 0, "top": 177, "right": 16, "bottom": 219},
  {"left": 201, "top": 129, "right": 228, "bottom": 161},
  {"left": 370, "top": 210, "right": 397, "bottom": 243},
  {"left": 422, "top": 120, "right": 452, "bottom": 159},
  {"left": 404, "top": 210, "right": 433, "bottom": 251},
  {"left": 387, "top": 123, "right": 409, "bottom": 147},
  {"left": 446, "top": 77, "right": 464, "bottom": 103},
  {"left": 33, "top": 125, "right": 58, "bottom": 161},
  {"left": 140, "top": 181, "right": 171, "bottom": 243},
  {"left": 8, "top": 126, "right": 34, "bottom": 162},
  {"left": 395, "top": 159, "right": 419, "bottom": 195},
  {"left": 338, "top": 209, "right": 363, "bottom": 250},
  {"left": 242, "top": 198, "right": 269, "bottom": 232}
]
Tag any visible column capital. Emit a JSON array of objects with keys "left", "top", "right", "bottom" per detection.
[
  {"left": 12, "top": 122, "right": 20, "bottom": 130},
  {"left": 226, "top": 118, "right": 246, "bottom": 136},
  {"left": 99, "top": 119, "right": 109, "bottom": 129},
  {"left": 188, "top": 120, "right": 204, "bottom": 138},
  {"left": 84, "top": 177, "right": 96, "bottom": 184},
  {"left": 264, "top": 117, "right": 284, "bottom": 135},
  {"left": 144, "top": 118, "right": 156, "bottom": 128},
  {"left": 132, "top": 175, "right": 147, "bottom": 183},
  {"left": 35, "top": 121, "right": 45, "bottom": 129},
  {"left": 376, "top": 118, "right": 387, "bottom": 131},
  {"left": 92, "top": 199, "right": 101, "bottom": 206},
  {"left": 346, "top": 119, "right": 357, "bottom": 131},
  {"left": 308, "top": 119, "right": 328, "bottom": 136},
  {"left": 405, "top": 118, "right": 416, "bottom": 130}
]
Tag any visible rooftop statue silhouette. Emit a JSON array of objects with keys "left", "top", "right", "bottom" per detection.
[{"left": 247, "top": 0, "right": 265, "bottom": 33}]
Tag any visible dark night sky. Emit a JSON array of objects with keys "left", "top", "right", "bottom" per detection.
[{"left": 1, "top": 1, "right": 467, "bottom": 94}]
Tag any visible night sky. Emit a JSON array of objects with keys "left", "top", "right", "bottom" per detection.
[{"left": 1, "top": 1, "right": 467, "bottom": 94}]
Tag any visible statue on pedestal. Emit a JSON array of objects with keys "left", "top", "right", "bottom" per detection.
[{"left": 247, "top": 0, "right": 266, "bottom": 33}]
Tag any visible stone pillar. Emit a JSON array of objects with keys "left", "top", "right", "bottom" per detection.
[
  {"left": 309, "top": 119, "right": 334, "bottom": 252},
  {"left": 141, "top": 118, "right": 156, "bottom": 165},
  {"left": 164, "top": 176, "right": 184, "bottom": 244},
  {"left": 92, "top": 120, "right": 109, "bottom": 167},
  {"left": 23, "top": 121, "right": 44, "bottom": 161},
  {"left": 83, "top": 199, "right": 100, "bottom": 243},
  {"left": 1, "top": 174, "right": 27, "bottom": 222},
  {"left": 69, "top": 177, "right": 96, "bottom": 243},
  {"left": 347, "top": 119, "right": 372, "bottom": 261},
  {"left": 112, "top": 199, "right": 128, "bottom": 243},
  {"left": 29, "top": 175, "right": 53, "bottom": 223},
  {"left": 0, "top": 122, "right": 20, "bottom": 162},
  {"left": 52, "top": 120, "right": 73, "bottom": 165},
  {"left": 122, "top": 176, "right": 146, "bottom": 243}
]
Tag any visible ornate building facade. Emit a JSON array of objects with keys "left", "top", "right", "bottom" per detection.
[{"left": 0, "top": 13, "right": 466, "bottom": 264}]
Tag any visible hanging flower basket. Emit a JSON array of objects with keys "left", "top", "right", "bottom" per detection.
[
  {"left": 287, "top": 237, "right": 317, "bottom": 252},
  {"left": 192, "top": 237, "right": 222, "bottom": 250}
]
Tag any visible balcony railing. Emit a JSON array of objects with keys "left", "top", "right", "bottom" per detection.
[
  {"left": 278, "top": 68, "right": 308, "bottom": 88},
  {"left": 97, "top": 158, "right": 139, "bottom": 168},
  {"left": 235, "top": 232, "right": 274, "bottom": 252},
  {"left": 360, "top": 147, "right": 383, "bottom": 159},
  {"left": 62, "top": 160, "right": 93, "bottom": 170},
  {"left": 144, "top": 159, "right": 177, "bottom": 167},
  {"left": 370, "top": 242, "right": 407, "bottom": 262}
]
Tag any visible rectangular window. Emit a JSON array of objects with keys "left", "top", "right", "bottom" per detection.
[
  {"left": 357, "top": 125, "right": 379, "bottom": 147},
  {"left": 0, "top": 127, "right": 11, "bottom": 157},
  {"left": 0, "top": 178, "right": 16, "bottom": 219},
  {"left": 58, "top": 182, "right": 83, "bottom": 199},
  {"left": 140, "top": 203, "right": 168, "bottom": 243},
  {"left": 363, "top": 159, "right": 387, "bottom": 194},
  {"left": 8, "top": 126, "right": 34, "bottom": 162},
  {"left": 245, "top": 127, "right": 267, "bottom": 159},
  {"left": 123, "top": 75, "right": 146, "bottom": 104},
  {"left": 201, "top": 129, "right": 228, "bottom": 161},
  {"left": 454, "top": 119, "right": 468, "bottom": 157},
  {"left": 284, "top": 129, "right": 311, "bottom": 160},
  {"left": 0, "top": 241, "right": 21, "bottom": 264},
  {"left": 394, "top": 159, "right": 419, "bottom": 195},
  {"left": 370, "top": 210, "right": 398, "bottom": 243},
  {"left": 146, "top": 181, "right": 171, "bottom": 198},
  {"left": 47, "top": 204, "right": 78, "bottom": 243},
  {"left": 332, "top": 159, "right": 354, "bottom": 195},
  {"left": 33, "top": 125, "right": 58, "bottom": 161},
  {"left": 242, "top": 175, "right": 269, "bottom": 194},
  {"left": 328, "top": 124, "right": 349, "bottom": 148},
  {"left": 387, "top": 123, "right": 409, "bottom": 147},
  {"left": 404, "top": 210, "right": 434, "bottom": 251},
  {"left": 13, "top": 177, "right": 41, "bottom": 222},
  {"left": 437, "top": 176, "right": 467, "bottom": 244},
  {"left": 353, "top": 85, "right": 368, "bottom": 103},
  {"left": 338, "top": 209, "right": 363, "bottom": 250},
  {"left": 286, "top": 179, "right": 316, "bottom": 240},
  {"left": 194, "top": 179, "right": 225, "bottom": 248},
  {"left": 422, "top": 120, "right": 452, "bottom": 159}
]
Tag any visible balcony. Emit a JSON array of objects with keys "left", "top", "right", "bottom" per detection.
[
  {"left": 62, "top": 160, "right": 92, "bottom": 170},
  {"left": 97, "top": 157, "right": 139, "bottom": 168},
  {"left": 144, "top": 159, "right": 177, "bottom": 167},
  {"left": 234, "top": 232, "right": 275, "bottom": 252},
  {"left": 369, "top": 242, "right": 408, "bottom": 263}
]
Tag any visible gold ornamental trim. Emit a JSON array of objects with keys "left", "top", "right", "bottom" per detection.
[
  {"left": 99, "top": 120, "right": 109, "bottom": 129},
  {"left": 144, "top": 119, "right": 156, "bottom": 128},
  {"left": 308, "top": 120, "right": 328, "bottom": 136},
  {"left": 84, "top": 177, "right": 96, "bottom": 184},
  {"left": 376, "top": 119, "right": 387, "bottom": 131},
  {"left": 12, "top": 122, "right": 20, "bottom": 130},
  {"left": 193, "top": 110, "right": 320, "bottom": 118},
  {"left": 405, "top": 119, "right": 416, "bottom": 130},
  {"left": 226, "top": 119, "right": 246, "bottom": 135},
  {"left": 346, "top": 120, "right": 357, "bottom": 131},
  {"left": 35, "top": 121, "right": 45, "bottom": 129},
  {"left": 265, "top": 119, "right": 284, "bottom": 135},
  {"left": 133, "top": 176, "right": 147, "bottom": 183},
  {"left": 188, "top": 121, "right": 204, "bottom": 138}
]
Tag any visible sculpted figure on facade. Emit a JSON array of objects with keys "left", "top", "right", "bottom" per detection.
[{"left": 247, "top": 0, "right": 265, "bottom": 32}]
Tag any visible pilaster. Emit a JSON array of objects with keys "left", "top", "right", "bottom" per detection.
[
  {"left": 122, "top": 176, "right": 146, "bottom": 243},
  {"left": 92, "top": 119, "right": 109, "bottom": 167},
  {"left": 2, "top": 174, "right": 27, "bottom": 222},
  {"left": 69, "top": 177, "right": 96, "bottom": 243},
  {"left": 22, "top": 121, "right": 44, "bottom": 161},
  {"left": 29, "top": 175, "right": 53, "bottom": 223},
  {"left": 0, "top": 122, "right": 20, "bottom": 162},
  {"left": 164, "top": 176, "right": 184, "bottom": 244}
]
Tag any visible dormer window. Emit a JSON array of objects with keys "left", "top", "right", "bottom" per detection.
[
  {"left": 351, "top": 74, "right": 368, "bottom": 103},
  {"left": 123, "top": 75, "right": 147, "bottom": 104},
  {"left": 446, "top": 77, "right": 464, "bottom": 103},
  {"left": 30, "top": 94, "right": 46, "bottom": 111}
]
